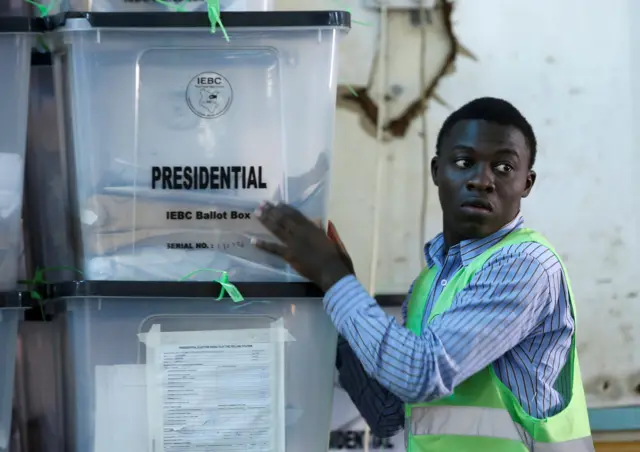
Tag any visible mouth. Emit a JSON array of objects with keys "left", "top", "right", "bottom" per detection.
[{"left": 460, "top": 198, "right": 493, "bottom": 213}]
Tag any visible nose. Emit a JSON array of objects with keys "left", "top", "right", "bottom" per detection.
[{"left": 465, "top": 164, "right": 495, "bottom": 193}]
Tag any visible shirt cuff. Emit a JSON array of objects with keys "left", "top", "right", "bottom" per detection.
[{"left": 323, "top": 275, "right": 373, "bottom": 334}]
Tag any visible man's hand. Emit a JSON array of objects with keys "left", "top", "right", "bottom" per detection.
[
  {"left": 328, "top": 220, "right": 355, "bottom": 275},
  {"left": 310, "top": 219, "right": 355, "bottom": 274},
  {"left": 252, "top": 202, "right": 354, "bottom": 292}
]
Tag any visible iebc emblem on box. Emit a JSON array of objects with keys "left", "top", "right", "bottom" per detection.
[{"left": 186, "top": 72, "right": 234, "bottom": 119}]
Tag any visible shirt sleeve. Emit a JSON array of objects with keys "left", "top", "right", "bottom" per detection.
[
  {"left": 324, "top": 252, "right": 553, "bottom": 404},
  {"left": 333, "top": 284, "right": 415, "bottom": 438},
  {"left": 335, "top": 336, "right": 405, "bottom": 438}
]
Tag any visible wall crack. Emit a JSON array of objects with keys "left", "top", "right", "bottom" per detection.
[{"left": 338, "top": 0, "right": 473, "bottom": 139}]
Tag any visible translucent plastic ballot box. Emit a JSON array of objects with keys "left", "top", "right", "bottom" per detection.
[
  {"left": 59, "top": 0, "right": 274, "bottom": 12},
  {"left": 0, "top": 17, "right": 44, "bottom": 291},
  {"left": 45, "top": 281, "right": 338, "bottom": 452},
  {"left": 12, "top": 320, "right": 66, "bottom": 452},
  {"left": 47, "top": 11, "right": 351, "bottom": 283},
  {"left": 24, "top": 52, "right": 76, "bottom": 283},
  {"left": 0, "top": 292, "right": 29, "bottom": 452}
]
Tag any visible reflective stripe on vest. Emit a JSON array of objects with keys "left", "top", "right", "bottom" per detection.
[{"left": 406, "top": 405, "right": 595, "bottom": 452}]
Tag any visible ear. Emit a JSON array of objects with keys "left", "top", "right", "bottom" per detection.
[
  {"left": 521, "top": 170, "right": 536, "bottom": 198},
  {"left": 431, "top": 156, "right": 439, "bottom": 186}
]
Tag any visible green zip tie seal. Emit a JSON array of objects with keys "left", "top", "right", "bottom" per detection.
[
  {"left": 19, "top": 266, "right": 85, "bottom": 319},
  {"left": 179, "top": 269, "right": 244, "bottom": 302},
  {"left": 153, "top": 0, "right": 190, "bottom": 11},
  {"left": 23, "top": 0, "right": 55, "bottom": 52},
  {"left": 20, "top": 266, "right": 85, "bottom": 300},
  {"left": 153, "top": 0, "right": 229, "bottom": 41},
  {"left": 206, "top": 0, "right": 230, "bottom": 40},
  {"left": 22, "top": 0, "right": 57, "bottom": 17}
]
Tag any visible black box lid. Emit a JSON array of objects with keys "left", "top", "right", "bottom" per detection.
[
  {"left": 44, "top": 280, "right": 326, "bottom": 299},
  {"left": 38, "top": 281, "right": 404, "bottom": 308},
  {"left": 0, "top": 290, "right": 32, "bottom": 308},
  {"left": 48, "top": 10, "right": 351, "bottom": 30},
  {"left": 0, "top": 16, "right": 46, "bottom": 33}
]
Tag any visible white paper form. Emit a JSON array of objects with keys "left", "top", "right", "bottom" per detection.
[
  {"left": 93, "top": 364, "right": 148, "bottom": 452},
  {"left": 141, "top": 325, "right": 287, "bottom": 452}
]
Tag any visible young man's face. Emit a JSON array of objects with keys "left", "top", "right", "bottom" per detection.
[{"left": 431, "top": 119, "right": 536, "bottom": 246}]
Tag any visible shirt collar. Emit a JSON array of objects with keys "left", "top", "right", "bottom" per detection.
[{"left": 424, "top": 213, "right": 525, "bottom": 268}]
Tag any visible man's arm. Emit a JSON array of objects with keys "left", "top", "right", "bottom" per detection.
[
  {"left": 324, "top": 252, "right": 553, "bottom": 404},
  {"left": 335, "top": 336, "right": 405, "bottom": 438},
  {"left": 333, "top": 287, "right": 414, "bottom": 438}
]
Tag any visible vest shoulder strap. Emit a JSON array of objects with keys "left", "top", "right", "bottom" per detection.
[
  {"left": 426, "top": 228, "right": 563, "bottom": 322},
  {"left": 464, "top": 227, "right": 554, "bottom": 274},
  {"left": 407, "top": 227, "right": 566, "bottom": 331},
  {"left": 406, "top": 266, "right": 438, "bottom": 334}
]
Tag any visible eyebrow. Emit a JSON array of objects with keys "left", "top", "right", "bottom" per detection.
[
  {"left": 451, "top": 145, "right": 522, "bottom": 160},
  {"left": 451, "top": 145, "right": 475, "bottom": 152},
  {"left": 494, "top": 148, "right": 521, "bottom": 160}
]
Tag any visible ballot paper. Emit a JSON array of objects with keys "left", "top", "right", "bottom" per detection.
[{"left": 142, "top": 326, "right": 286, "bottom": 452}]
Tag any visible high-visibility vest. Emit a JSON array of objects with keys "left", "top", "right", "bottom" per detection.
[{"left": 404, "top": 228, "right": 594, "bottom": 451}]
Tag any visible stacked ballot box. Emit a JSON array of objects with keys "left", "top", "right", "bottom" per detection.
[
  {"left": 16, "top": 7, "right": 352, "bottom": 452},
  {"left": 32, "top": 281, "right": 337, "bottom": 452},
  {"left": 30, "top": 10, "right": 350, "bottom": 283},
  {"left": 0, "top": 17, "right": 39, "bottom": 291},
  {"left": 0, "top": 295, "right": 28, "bottom": 452},
  {"left": 0, "top": 13, "right": 43, "bottom": 452}
]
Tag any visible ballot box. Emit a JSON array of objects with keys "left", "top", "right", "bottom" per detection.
[
  {"left": 0, "top": 17, "right": 43, "bottom": 291},
  {"left": 59, "top": 0, "right": 274, "bottom": 12},
  {"left": 11, "top": 320, "right": 66, "bottom": 452},
  {"left": 45, "top": 281, "right": 338, "bottom": 452},
  {"left": 0, "top": 294, "right": 28, "bottom": 452},
  {"left": 47, "top": 11, "right": 350, "bottom": 283},
  {"left": 23, "top": 52, "right": 77, "bottom": 283}
]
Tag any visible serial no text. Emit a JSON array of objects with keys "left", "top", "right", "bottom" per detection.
[{"left": 166, "top": 210, "right": 252, "bottom": 220}]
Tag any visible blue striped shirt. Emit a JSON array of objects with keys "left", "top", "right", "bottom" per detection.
[{"left": 326, "top": 214, "right": 574, "bottom": 438}]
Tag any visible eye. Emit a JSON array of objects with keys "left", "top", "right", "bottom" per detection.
[
  {"left": 495, "top": 163, "right": 514, "bottom": 173},
  {"left": 455, "top": 158, "right": 472, "bottom": 169}
]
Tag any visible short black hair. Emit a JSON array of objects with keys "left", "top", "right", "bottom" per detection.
[{"left": 435, "top": 97, "right": 537, "bottom": 168}]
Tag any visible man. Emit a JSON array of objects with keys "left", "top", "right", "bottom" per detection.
[{"left": 253, "top": 97, "right": 594, "bottom": 451}]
